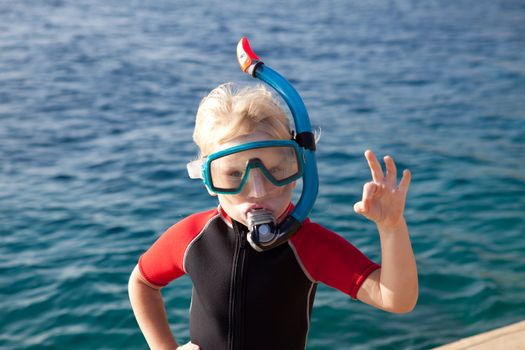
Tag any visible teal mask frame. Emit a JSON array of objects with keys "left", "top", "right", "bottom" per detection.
[{"left": 199, "top": 140, "right": 305, "bottom": 195}]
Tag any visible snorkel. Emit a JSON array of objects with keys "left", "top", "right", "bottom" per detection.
[{"left": 237, "top": 37, "right": 319, "bottom": 252}]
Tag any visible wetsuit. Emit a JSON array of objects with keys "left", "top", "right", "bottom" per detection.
[{"left": 139, "top": 206, "right": 380, "bottom": 350}]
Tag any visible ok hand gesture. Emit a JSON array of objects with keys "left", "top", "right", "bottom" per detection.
[{"left": 353, "top": 150, "right": 411, "bottom": 229}]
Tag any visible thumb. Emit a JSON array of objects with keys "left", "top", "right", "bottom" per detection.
[{"left": 354, "top": 200, "right": 366, "bottom": 214}]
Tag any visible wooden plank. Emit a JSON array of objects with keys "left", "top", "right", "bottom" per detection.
[{"left": 433, "top": 320, "right": 525, "bottom": 350}]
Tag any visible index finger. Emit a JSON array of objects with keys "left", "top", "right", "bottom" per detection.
[{"left": 365, "top": 150, "right": 384, "bottom": 183}]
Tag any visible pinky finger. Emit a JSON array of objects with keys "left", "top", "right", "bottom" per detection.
[{"left": 399, "top": 169, "right": 412, "bottom": 191}]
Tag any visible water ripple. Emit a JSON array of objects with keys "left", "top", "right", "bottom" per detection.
[{"left": 1, "top": 0, "right": 525, "bottom": 349}]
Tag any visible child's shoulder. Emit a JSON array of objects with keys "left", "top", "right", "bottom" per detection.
[
  {"left": 184, "top": 207, "right": 220, "bottom": 223},
  {"left": 292, "top": 218, "right": 350, "bottom": 247},
  {"left": 296, "top": 218, "right": 333, "bottom": 236},
  {"left": 165, "top": 207, "right": 221, "bottom": 237}
]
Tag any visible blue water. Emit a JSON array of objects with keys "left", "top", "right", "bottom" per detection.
[{"left": 1, "top": 1, "right": 524, "bottom": 349}]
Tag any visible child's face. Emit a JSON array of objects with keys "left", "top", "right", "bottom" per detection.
[{"left": 212, "top": 131, "right": 296, "bottom": 226}]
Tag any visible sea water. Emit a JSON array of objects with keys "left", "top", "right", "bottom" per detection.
[{"left": 1, "top": 1, "right": 524, "bottom": 349}]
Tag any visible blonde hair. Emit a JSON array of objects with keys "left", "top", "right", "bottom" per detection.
[{"left": 193, "top": 83, "right": 292, "bottom": 156}]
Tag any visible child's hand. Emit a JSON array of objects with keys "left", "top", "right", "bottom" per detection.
[
  {"left": 177, "top": 341, "right": 200, "bottom": 350},
  {"left": 353, "top": 150, "right": 411, "bottom": 230}
]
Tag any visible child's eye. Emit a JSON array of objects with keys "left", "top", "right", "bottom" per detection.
[
  {"left": 269, "top": 166, "right": 283, "bottom": 174},
  {"left": 227, "top": 170, "right": 243, "bottom": 178}
]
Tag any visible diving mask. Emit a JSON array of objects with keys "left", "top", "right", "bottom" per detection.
[{"left": 187, "top": 140, "right": 304, "bottom": 195}]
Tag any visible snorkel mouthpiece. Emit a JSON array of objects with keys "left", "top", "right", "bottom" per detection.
[
  {"left": 247, "top": 209, "right": 277, "bottom": 250},
  {"left": 237, "top": 37, "right": 319, "bottom": 252},
  {"left": 247, "top": 209, "right": 303, "bottom": 252}
]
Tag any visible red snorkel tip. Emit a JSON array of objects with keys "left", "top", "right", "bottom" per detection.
[{"left": 237, "top": 37, "right": 261, "bottom": 74}]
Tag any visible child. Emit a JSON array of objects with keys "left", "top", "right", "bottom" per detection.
[{"left": 128, "top": 83, "right": 418, "bottom": 350}]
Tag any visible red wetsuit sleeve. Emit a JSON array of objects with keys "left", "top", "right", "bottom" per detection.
[
  {"left": 290, "top": 220, "right": 380, "bottom": 299},
  {"left": 138, "top": 209, "right": 219, "bottom": 287}
]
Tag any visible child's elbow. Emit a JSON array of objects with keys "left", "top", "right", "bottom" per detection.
[
  {"left": 390, "top": 291, "right": 418, "bottom": 314},
  {"left": 392, "top": 301, "right": 416, "bottom": 314},
  {"left": 128, "top": 270, "right": 137, "bottom": 295},
  {"left": 128, "top": 265, "right": 143, "bottom": 293}
]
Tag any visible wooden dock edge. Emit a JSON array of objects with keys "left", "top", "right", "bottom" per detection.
[{"left": 432, "top": 320, "right": 525, "bottom": 350}]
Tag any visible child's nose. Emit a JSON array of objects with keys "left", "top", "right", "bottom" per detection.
[{"left": 246, "top": 169, "right": 270, "bottom": 198}]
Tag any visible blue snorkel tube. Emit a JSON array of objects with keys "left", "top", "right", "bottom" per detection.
[{"left": 237, "top": 37, "right": 319, "bottom": 251}]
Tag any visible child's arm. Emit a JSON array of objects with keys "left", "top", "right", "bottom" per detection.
[
  {"left": 354, "top": 150, "right": 418, "bottom": 313},
  {"left": 129, "top": 265, "right": 199, "bottom": 349}
]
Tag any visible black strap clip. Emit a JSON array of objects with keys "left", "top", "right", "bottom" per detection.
[{"left": 294, "top": 131, "right": 316, "bottom": 151}]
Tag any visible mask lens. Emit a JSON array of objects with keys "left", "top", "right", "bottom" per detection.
[
  {"left": 261, "top": 146, "right": 299, "bottom": 182},
  {"left": 209, "top": 145, "right": 301, "bottom": 193},
  {"left": 209, "top": 156, "right": 247, "bottom": 192}
]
